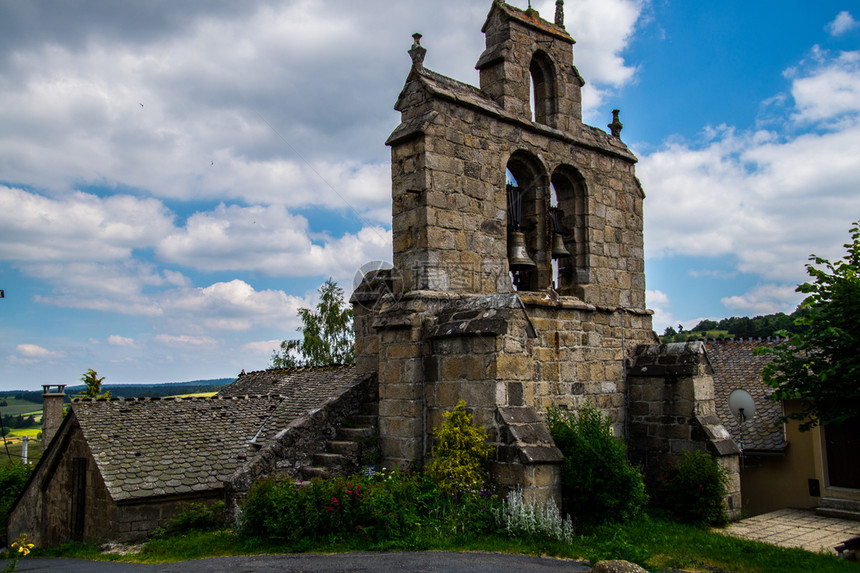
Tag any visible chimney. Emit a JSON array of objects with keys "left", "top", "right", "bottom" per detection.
[{"left": 41, "top": 384, "right": 66, "bottom": 452}]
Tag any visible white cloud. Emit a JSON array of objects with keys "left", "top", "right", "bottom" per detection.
[
  {"left": 0, "top": 186, "right": 174, "bottom": 263},
  {"left": 242, "top": 339, "right": 284, "bottom": 357},
  {"left": 107, "top": 335, "right": 136, "bottom": 347},
  {"left": 156, "top": 204, "right": 392, "bottom": 278},
  {"left": 645, "top": 289, "right": 672, "bottom": 332},
  {"left": 11, "top": 344, "right": 66, "bottom": 364},
  {"left": 153, "top": 334, "right": 218, "bottom": 347},
  {"left": 789, "top": 49, "right": 860, "bottom": 123},
  {"left": 827, "top": 11, "right": 859, "bottom": 37},
  {"left": 160, "top": 280, "right": 306, "bottom": 332},
  {"left": 16, "top": 344, "right": 63, "bottom": 358},
  {"left": 721, "top": 284, "right": 804, "bottom": 316},
  {"left": 642, "top": 48, "right": 860, "bottom": 293}
]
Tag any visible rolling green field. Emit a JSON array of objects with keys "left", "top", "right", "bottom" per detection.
[{"left": 0, "top": 396, "right": 42, "bottom": 418}]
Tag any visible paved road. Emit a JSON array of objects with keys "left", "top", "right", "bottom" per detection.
[{"left": 17, "top": 552, "right": 592, "bottom": 573}]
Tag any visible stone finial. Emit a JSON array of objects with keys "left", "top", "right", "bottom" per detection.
[
  {"left": 409, "top": 33, "right": 427, "bottom": 69},
  {"left": 555, "top": 0, "right": 565, "bottom": 27},
  {"left": 608, "top": 109, "right": 623, "bottom": 138}
]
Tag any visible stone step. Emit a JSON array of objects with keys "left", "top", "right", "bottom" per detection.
[
  {"left": 817, "top": 507, "right": 860, "bottom": 522},
  {"left": 362, "top": 402, "right": 379, "bottom": 416},
  {"left": 350, "top": 414, "right": 378, "bottom": 428},
  {"left": 327, "top": 440, "right": 360, "bottom": 455},
  {"left": 301, "top": 466, "right": 329, "bottom": 480},
  {"left": 337, "top": 427, "right": 374, "bottom": 442},
  {"left": 314, "top": 452, "right": 350, "bottom": 467}
]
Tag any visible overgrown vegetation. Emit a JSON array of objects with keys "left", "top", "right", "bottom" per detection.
[
  {"left": 0, "top": 462, "right": 32, "bottom": 531},
  {"left": 242, "top": 468, "right": 500, "bottom": 550},
  {"left": 426, "top": 400, "right": 494, "bottom": 495},
  {"left": 152, "top": 502, "right": 227, "bottom": 538},
  {"left": 546, "top": 404, "right": 647, "bottom": 527},
  {"left": 662, "top": 450, "right": 730, "bottom": 526}
]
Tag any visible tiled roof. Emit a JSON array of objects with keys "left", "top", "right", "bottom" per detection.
[
  {"left": 72, "top": 365, "right": 364, "bottom": 502},
  {"left": 220, "top": 366, "right": 364, "bottom": 443},
  {"left": 704, "top": 338, "right": 788, "bottom": 452},
  {"left": 218, "top": 364, "right": 358, "bottom": 398}
]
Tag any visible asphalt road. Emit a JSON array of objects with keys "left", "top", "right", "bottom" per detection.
[{"left": 18, "top": 552, "right": 592, "bottom": 572}]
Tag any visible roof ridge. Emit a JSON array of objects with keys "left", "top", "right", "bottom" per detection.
[
  {"left": 240, "top": 363, "right": 354, "bottom": 377},
  {"left": 72, "top": 393, "right": 288, "bottom": 404}
]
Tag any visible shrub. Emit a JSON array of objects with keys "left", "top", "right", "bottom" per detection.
[
  {"left": 663, "top": 450, "right": 729, "bottom": 526},
  {"left": 153, "top": 501, "right": 227, "bottom": 537},
  {"left": 0, "top": 462, "right": 31, "bottom": 530},
  {"left": 241, "top": 468, "right": 502, "bottom": 547},
  {"left": 495, "top": 487, "right": 573, "bottom": 544},
  {"left": 426, "top": 400, "right": 494, "bottom": 495},
  {"left": 242, "top": 469, "right": 437, "bottom": 545},
  {"left": 547, "top": 405, "right": 647, "bottom": 527}
]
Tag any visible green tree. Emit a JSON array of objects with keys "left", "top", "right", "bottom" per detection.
[
  {"left": 77, "top": 368, "right": 111, "bottom": 399},
  {"left": 271, "top": 278, "right": 354, "bottom": 369},
  {"left": 760, "top": 222, "right": 860, "bottom": 430}
]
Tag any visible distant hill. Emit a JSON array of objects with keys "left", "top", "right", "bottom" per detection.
[{"left": 3, "top": 378, "right": 235, "bottom": 404}]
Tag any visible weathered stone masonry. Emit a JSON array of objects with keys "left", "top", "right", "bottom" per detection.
[{"left": 354, "top": 1, "right": 662, "bottom": 503}]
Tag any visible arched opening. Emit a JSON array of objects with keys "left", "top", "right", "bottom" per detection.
[
  {"left": 506, "top": 153, "right": 550, "bottom": 291},
  {"left": 551, "top": 166, "right": 589, "bottom": 297},
  {"left": 530, "top": 51, "right": 557, "bottom": 126}
]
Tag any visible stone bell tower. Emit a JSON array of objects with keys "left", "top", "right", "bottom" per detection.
[{"left": 354, "top": 0, "right": 655, "bottom": 503}]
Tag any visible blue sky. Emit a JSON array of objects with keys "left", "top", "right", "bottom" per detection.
[{"left": 1, "top": 0, "right": 859, "bottom": 390}]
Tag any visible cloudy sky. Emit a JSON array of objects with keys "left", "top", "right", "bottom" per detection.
[{"left": 1, "top": 0, "right": 858, "bottom": 390}]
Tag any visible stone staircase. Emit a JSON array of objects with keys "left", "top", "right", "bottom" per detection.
[{"left": 300, "top": 403, "right": 379, "bottom": 481}]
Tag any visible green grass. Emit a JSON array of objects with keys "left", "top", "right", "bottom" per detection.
[
  {"left": 37, "top": 513, "right": 859, "bottom": 572},
  {"left": 0, "top": 397, "right": 42, "bottom": 418}
]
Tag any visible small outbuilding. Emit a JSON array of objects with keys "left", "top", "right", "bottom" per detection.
[{"left": 7, "top": 366, "right": 374, "bottom": 547}]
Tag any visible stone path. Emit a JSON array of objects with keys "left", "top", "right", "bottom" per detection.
[{"left": 722, "top": 508, "right": 860, "bottom": 555}]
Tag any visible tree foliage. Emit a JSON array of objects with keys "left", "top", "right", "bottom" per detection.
[
  {"left": 271, "top": 278, "right": 354, "bottom": 369},
  {"left": 659, "top": 310, "right": 807, "bottom": 343},
  {"left": 760, "top": 222, "right": 860, "bottom": 430},
  {"left": 77, "top": 368, "right": 111, "bottom": 399}
]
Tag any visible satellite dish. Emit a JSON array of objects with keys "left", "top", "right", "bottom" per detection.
[{"left": 728, "top": 389, "right": 756, "bottom": 424}]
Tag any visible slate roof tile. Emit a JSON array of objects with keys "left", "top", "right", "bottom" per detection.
[
  {"left": 72, "top": 365, "right": 364, "bottom": 503},
  {"left": 704, "top": 339, "right": 788, "bottom": 452}
]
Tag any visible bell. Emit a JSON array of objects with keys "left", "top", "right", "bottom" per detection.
[
  {"left": 551, "top": 233, "right": 571, "bottom": 259},
  {"left": 508, "top": 230, "right": 536, "bottom": 270}
]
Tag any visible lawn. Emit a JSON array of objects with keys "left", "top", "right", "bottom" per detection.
[{"left": 39, "top": 512, "right": 859, "bottom": 573}]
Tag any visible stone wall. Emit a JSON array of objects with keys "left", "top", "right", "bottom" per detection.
[
  {"left": 7, "top": 417, "right": 222, "bottom": 546},
  {"left": 224, "top": 372, "right": 377, "bottom": 520},
  {"left": 356, "top": 286, "right": 654, "bottom": 503},
  {"left": 9, "top": 417, "right": 118, "bottom": 547},
  {"left": 627, "top": 342, "right": 742, "bottom": 519},
  {"left": 361, "top": 1, "right": 656, "bottom": 503},
  {"left": 388, "top": 9, "right": 644, "bottom": 309}
]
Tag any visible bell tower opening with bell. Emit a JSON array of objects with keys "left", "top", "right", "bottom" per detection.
[{"left": 353, "top": 0, "right": 657, "bottom": 504}]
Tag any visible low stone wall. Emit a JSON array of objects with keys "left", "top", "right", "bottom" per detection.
[
  {"left": 627, "top": 342, "right": 742, "bottom": 519},
  {"left": 224, "top": 372, "right": 377, "bottom": 520}
]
